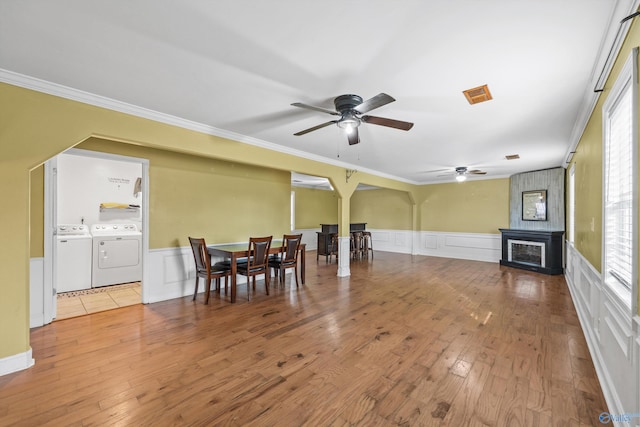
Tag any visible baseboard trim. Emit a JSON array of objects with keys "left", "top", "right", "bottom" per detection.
[
  {"left": 0, "top": 348, "right": 34, "bottom": 376},
  {"left": 564, "top": 243, "right": 637, "bottom": 419}
]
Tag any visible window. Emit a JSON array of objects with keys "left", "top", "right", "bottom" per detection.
[
  {"left": 602, "top": 48, "right": 638, "bottom": 308},
  {"left": 290, "top": 191, "right": 295, "bottom": 231},
  {"left": 568, "top": 163, "right": 575, "bottom": 245}
]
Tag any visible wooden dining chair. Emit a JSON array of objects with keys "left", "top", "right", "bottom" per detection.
[
  {"left": 269, "top": 234, "right": 302, "bottom": 287},
  {"left": 236, "top": 236, "right": 272, "bottom": 300},
  {"left": 188, "top": 237, "right": 231, "bottom": 304}
]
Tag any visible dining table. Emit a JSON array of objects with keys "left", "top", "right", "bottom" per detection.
[{"left": 207, "top": 241, "right": 306, "bottom": 303}]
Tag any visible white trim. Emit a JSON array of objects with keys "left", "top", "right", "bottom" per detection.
[
  {"left": 291, "top": 228, "right": 318, "bottom": 252},
  {"left": 417, "top": 231, "right": 501, "bottom": 263},
  {"left": 563, "top": 0, "right": 640, "bottom": 166},
  {"left": 296, "top": 229, "right": 500, "bottom": 264},
  {"left": 62, "top": 149, "right": 151, "bottom": 303},
  {"left": 601, "top": 47, "right": 638, "bottom": 315},
  {"left": 0, "top": 68, "right": 414, "bottom": 186},
  {"left": 0, "top": 348, "right": 34, "bottom": 377},
  {"left": 337, "top": 237, "right": 351, "bottom": 277},
  {"left": 568, "top": 163, "right": 576, "bottom": 244},
  {"left": 147, "top": 246, "right": 279, "bottom": 303},
  {"left": 565, "top": 243, "right": 639, "bottom": 420},
  {"left": 43, "top": 159, "right": 56, "bottom": 323}
]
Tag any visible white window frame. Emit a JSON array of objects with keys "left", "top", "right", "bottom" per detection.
[
  {"left": 602, "top": 47, "right": 638, "bottom": 313},
  {"left": 568, "top": 163, "right": 575, "bottom": 245},
  {"left": 290, "top": 190, "right": 295, "bottom": 231}
]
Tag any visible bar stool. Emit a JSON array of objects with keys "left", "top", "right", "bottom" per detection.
[
  {"left": 328, "top": 233, "right": 339, "bottom": 263},
  {"left": 350, "top": 231, "right": 363, "bottom": 260},
  {"left": 361, "top": 231, "right": 373, "bottom": 260}
]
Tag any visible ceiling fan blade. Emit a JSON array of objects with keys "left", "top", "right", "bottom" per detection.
[
  {"left": 361, "top": 115, "right": 414, "bottom": 131},
  {"left": 468, "top": 170, "right": 487, "bottom": 175},
  {"left": 291, "top": 102, "right": 340, "bottom": 116},
  {"left": 347, "top": 128, "right": 360, "bottom": 145},
  {"left": 418, "top": 168, "right": 450, "bottom": 174},
  {"left": 354, "top": 93, "right": 395, "bottom": 114},
  {"left": 294, "top": 121, "right": 337, "bottom": 136}
]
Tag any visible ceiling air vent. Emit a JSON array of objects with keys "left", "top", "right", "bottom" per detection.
[{"left": 463, "top": 84, "right": 492, "bottom": 105}]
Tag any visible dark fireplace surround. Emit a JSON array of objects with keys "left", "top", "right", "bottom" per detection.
[{"left": 498, "top": 229, "right": 564, "bottom": 275}]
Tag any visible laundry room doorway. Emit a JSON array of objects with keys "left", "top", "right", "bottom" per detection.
[{"left": 40, "top": 148, "right": 149, "bottom": 325}]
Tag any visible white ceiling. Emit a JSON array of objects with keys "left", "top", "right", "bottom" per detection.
[{"left": 0, "top": 1, "right": 633, "bottom": 184}]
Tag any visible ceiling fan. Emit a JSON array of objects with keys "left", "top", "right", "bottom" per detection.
[
  {"left": 291, "top": 93, "right": 414, "bottom": 145},
  {"left": 438, "top": 166, "right": 487, "bottom": 182}
]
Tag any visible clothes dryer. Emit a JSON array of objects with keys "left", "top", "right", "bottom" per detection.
[{"left": 91, "top": 224, "right": 142, "bottom": 287}]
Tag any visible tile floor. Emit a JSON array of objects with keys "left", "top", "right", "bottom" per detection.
[{"left": 55, "top": 282, "right": 141, "bottom": 320}]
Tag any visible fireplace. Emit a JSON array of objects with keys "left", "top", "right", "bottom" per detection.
[
  {"left": 499, "top": 229, "right": 564, "bottom": 275},
  {"left": 508, "top": 240, "right": 545, "bottom": 267}
]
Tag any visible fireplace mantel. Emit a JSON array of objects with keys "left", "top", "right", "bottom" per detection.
[{"left": 498, "top": 229, "right": 564, "bottom": 275}]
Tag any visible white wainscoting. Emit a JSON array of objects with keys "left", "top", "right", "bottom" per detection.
[
  {"left": 365, "top": 229, "right": 414, "bottom": 254},
  {"left": 295, "top": 228, "right": 500, "bottom": 262},
  {"left": 146, "top": 245, "right": 290, "bottom": 303},
  {"left": 292, "top": 228, "right": 318, "bottom": 252},
  {"left": 565, "top": 242, "right": 639, "bottom": 423},
  {"left": 1, "top": 260, "right": 41, "bottom": 375},
  {"left": 417, "top": 231, "right": 501, "bottom": 263},
  {"left": 25, "top": 230, "right": 506, "bottom": 308},
  {"left": 147, "top": 230, "right": 501, "bottom": 301}
]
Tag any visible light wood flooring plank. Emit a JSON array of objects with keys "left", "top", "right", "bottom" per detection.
[{"left": 0, "top": 252, "right": 608, "bottom": 426}]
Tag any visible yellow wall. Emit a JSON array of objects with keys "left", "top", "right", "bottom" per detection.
[
  {"left": 0, "top": 78, "right": 539, "bottom": 364},
  {"left": 418, "top": 178, "right": 510, "bottom": 234},
  {"left": 30, "top": 166, "right": 44, "bottom": 258},
  {"left": 78, "top": 139, "right": 290, "bottom": 247},
  {"left": 0, "top": 82, "right": 365, "bottom": 360},
  {"left": 567, "top": 18, "right": 640, "bottom": 313},
  {"left": 568, "top": 24, "right": 640, "bottom": 271},
  {"left": 351, "top": 188, "right": 413, "bottom": 230},
  {"left": 293, "top": 187, "right": 338, "bottom": 229}
]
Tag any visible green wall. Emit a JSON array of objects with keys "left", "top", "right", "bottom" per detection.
[
  {"left": 418, "top": 178, "right": 510, "bottom": 233},
  {"left": 293, "top": 187, "right": 338, "bottom": 229},
  {"left": 351, "top": 188, "right": 413, "bottom": 230}
]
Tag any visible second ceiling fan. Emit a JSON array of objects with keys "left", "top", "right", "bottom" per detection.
[{"left": 291, "top": 93, "right": 414, "bottom": 145}]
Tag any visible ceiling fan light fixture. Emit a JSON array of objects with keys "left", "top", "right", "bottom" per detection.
[
  {"left": 455, "top": 173, "right": 467, "bottom": 182},
  {"left": 336, "top": 111, "right": 361, "bottom": 133},
  {"left": 291, "top": 93, "right": 413, "bottom": 144}
]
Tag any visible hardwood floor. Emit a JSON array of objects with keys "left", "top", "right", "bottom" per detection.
[{"left": 0, "top": 252, "right": 607, "bottom": 426}]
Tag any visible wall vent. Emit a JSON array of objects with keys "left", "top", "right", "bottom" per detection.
[{"left": 463, "top": 84, "right": 492, "bottom": 105}]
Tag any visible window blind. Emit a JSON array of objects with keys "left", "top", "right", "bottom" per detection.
[{"left": 604, "top": 80, "right": 633, "bottom": 291}]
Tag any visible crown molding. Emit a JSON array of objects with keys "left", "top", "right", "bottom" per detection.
[
  {"left": 564, "top": 0, "right": 640, "bottom": 166},
  {"left": 0, "top": 68, "right": 415, "bottom": 185}
]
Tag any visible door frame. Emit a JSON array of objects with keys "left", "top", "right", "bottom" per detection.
[{"left": 42, "top": 148, "right": 150, "bottom": 324}]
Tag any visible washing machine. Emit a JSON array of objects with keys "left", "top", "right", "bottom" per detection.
[
  {"left": 91, "top": 223, "right": 142, "bottom": 287},
  {"left": 56, "top": 224, "right": 92, "bottom": 293}
]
